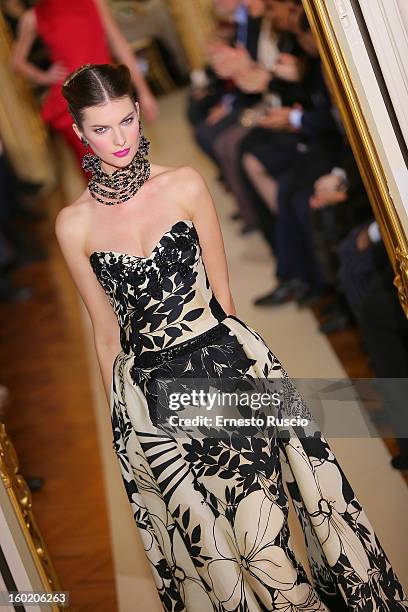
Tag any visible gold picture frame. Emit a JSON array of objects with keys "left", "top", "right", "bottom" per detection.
[
  {"left": 0, "top": 423, "right": 66, "bottom": 611},
  {"left": 302, "top": 0, "right": 408, "bottom": 316}
]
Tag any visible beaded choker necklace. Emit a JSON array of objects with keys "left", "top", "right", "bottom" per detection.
[{"left": 84, "top": 132, "right": 151, "bottom": 206}]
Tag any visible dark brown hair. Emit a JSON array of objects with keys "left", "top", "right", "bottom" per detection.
[{"left": 62, "top": 63, "right": 136, "bottom": 127}]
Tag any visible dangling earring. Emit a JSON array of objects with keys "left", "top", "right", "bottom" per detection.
[{"left": 81, "top": 136, "right": 100, "bottom": 174}]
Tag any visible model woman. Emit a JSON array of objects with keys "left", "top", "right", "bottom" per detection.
[
  {"left": 11, "top": 0, "right": 158, "bottom": 171},
  {"left": 56, "top": 64, "right": 407, "bottom": 612}
]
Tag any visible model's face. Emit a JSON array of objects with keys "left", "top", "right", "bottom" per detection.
[{"left": 74, "top": 96, "right": 140, "bottom": 173}]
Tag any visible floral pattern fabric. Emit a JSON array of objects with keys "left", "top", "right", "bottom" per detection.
[{"left": 90, "top": 220, "right": 407, "bottom": 611}]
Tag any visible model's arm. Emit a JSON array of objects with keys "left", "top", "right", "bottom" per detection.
[
  {"left": 55, "top": 206, "right": 122, "bottom": 404},
  {"left": 183, "top": 167, "right": 237, "bottom": 317},
  {"left": 11, "top": 10, "right": 68, "bottom": 86},
  {"left": 94, "top": 0, "right": 158, "bottom": 122}
]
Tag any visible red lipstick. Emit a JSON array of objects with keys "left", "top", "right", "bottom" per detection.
[{"left": 113, "top": 147, "right": 130, "bottom": 158}]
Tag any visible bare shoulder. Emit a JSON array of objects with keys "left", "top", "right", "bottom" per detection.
[
  {"left": 176, "top": 165, "right": 207, "bottom": 189},
  {"left": 55, "top": 188, "right": 92, "bottom": 251},
  {"left": 174, "top": 166, "right": 212, "bottom": 212},
  {"left": 150, "top": 164, "right": 207, "bottom": 193}
]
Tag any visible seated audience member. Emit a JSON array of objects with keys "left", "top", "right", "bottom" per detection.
[
  {"left": 239, "top": 6, "right": 316, "bottom": 222},
  {"left": 240, "top": 10, "right": 344, "bottom": 305},
  {"left": 337, "top": 219, "right": 386, "bottom": 323},
  {"left": 258, "top": 135, "right": 344, "bottom": 309},
  {"left": 338, "top": 228, "right": 408, "bottom": 470},
  {"left": 187, "top": 0, "right": 255, "bottom": 126},
  {"left": 188, "top": 0, "right": 267, "bottom": 166},
  {"left": 212, "top": 0, "right": 307, "bottom": 235},
  {"left": 306, "top": 146, "right": 373, "bottom": 332}
]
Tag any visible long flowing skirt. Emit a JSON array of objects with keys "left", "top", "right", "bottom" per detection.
[{"left": 110, "top": 315, "right": 407, "bottom": 611}]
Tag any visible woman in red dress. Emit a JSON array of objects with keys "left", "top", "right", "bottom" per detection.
[{"left": 11, "top": 0, "right": 159, "bottom": 170}]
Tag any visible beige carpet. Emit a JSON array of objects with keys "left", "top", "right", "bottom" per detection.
[{"left": 67, "top": 90, "right": 407, "bottom": 610}]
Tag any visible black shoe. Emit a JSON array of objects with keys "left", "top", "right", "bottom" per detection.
[
  {"left": 254, "top": 281, "right": 297, "bottom": 306},
  {"left": 296, "top": 286, "right": 328, "bottom": 307},
  {"left": 319, "top": 309, "right": 353, "bottom": 334},
  {"left": 25, "top": 476, "right": 45, "bottom": 492},
  {"left": 390, "top": 454, "right": 408, "bottom": 470},
  {"left": 291, "top": 281, "right": 309, "bottom": 301}
]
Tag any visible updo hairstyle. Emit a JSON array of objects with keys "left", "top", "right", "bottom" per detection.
[{"left": 61, "top": 63, "right": 136, "bottom": 128}]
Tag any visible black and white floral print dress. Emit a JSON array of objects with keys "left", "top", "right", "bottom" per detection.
[{"left": 89, "top": 220, "right": 407, "bottom": 612}]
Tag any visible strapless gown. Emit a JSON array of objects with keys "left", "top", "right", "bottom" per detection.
[{"left": 89, "top": 220, "right": 407, "bottom": 612}]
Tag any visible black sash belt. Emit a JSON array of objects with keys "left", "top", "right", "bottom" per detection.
[{"left": 136, "top": 322, "right": 230, "bottom": 369}]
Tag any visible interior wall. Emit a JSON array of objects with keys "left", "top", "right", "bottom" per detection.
[
  {"left": 397, "top": 0, "right": 408, "bottom": 37},
  {"left": 356, "top": 0, "right": 408, "bottom": 157}
]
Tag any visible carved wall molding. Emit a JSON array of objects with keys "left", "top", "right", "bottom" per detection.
[{"left": 0, "top": 422, "right": 63, "bottom": 610}]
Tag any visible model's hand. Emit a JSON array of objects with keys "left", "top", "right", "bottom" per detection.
[
  {"left": 256, "top": 107, "right": 293, "bottom": 130},
  {"left": 138, "top": 88, "right": 159, "bottom": 123},
  {"left": 43, "top": 62, "right": 68, "bottom": 85},
  {"left": 235, "top": 66, "right": 270, "bottom": 93}
]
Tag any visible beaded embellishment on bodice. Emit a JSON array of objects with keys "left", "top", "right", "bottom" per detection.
[{"left": 89, "top": 220, "right": 226, "bottom": 359}]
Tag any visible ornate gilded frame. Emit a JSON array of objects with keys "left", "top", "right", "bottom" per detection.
[
  {"left": 0, "top": 423, "right": 65, "bottom": 611},
  {"left": 302, "top": 0, "right": 408, "bottom": 316}
]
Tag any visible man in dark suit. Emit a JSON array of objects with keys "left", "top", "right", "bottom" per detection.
[
  {"left": 211, "top": 2, "right": 308, "bottom": 234},
  {"left": 189, "top": 0, "right": 265, "bottom": 163},
  {"left": 238, "top": 11, "right": 345, "bottom": 304}
]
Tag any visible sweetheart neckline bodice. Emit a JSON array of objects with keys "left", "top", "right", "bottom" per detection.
[
  {"left": 88, "top": 217, "right": 225, "bottom": 356},
  {"left": 88, "top": 218, "right": 194, "bottom": 262}
]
